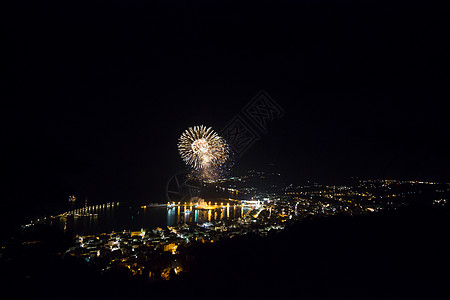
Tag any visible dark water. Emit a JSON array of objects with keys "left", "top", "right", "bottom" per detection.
[{"left": 55, "top": 203, "right": 249, "bottom": 235}]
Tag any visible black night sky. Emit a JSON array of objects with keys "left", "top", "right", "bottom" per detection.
[{"left": 2, "top": 0, "right": 449, "bottom": 227}]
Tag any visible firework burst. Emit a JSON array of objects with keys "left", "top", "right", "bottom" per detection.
[{"left": 178, "top": 125, "right": 234, "bottom": 181}]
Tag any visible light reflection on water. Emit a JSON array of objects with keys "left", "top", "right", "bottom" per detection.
[
  {"left": 166, "top": 205, "right": 245, "bottom": 226},
  {"left": 55, "top": 203, "right": 250, "bottom": 235}
]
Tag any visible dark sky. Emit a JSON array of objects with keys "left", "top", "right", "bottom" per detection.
[{"left": 2, "top": 0, "right": 449, "bottom": 224}]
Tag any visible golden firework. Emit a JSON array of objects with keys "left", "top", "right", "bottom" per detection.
[{"left": 178, "top": 125, "right": 233, "bottom": 181}]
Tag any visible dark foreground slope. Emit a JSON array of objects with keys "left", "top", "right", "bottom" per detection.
[
  {"left": 3, "top": 206, "right": 449, "bottom": 299},
  {"left": 171, "top": 206, "right": 450, "bottom": 299}
]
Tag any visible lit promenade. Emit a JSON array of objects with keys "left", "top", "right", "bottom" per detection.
[{"left": 59, "top": 202, "right": 119, "bottom": 217}]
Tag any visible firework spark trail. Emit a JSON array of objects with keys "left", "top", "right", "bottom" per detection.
[{"left": 178, "top": 125, "right": 234, "bottom": 181}]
